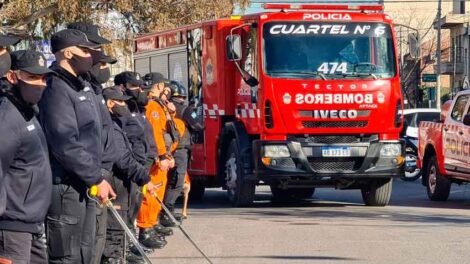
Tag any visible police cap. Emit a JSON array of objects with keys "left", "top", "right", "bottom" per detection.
[
  {"left": 103, "top": 86, "right": 132, "bottom": 101},
  {"left": 10, "top": 50, "right": 54, "bottom": 75},
  {"left": 67, "top": 22, "right": 111, "bottom": 45},
  {"left": 114, "top": 71, "right": 143, "bottom": 86},
  {"left": 0, "top": 34, "right": 21, "bottom": 47},
  {"left": 51, "top": 29, "right": 100, "bottom": 54},
  {"left": 99, "top": 53, "right": 117, "bottom": 64},
  {"left": 144, "top": 72, "right": 170, "bottom": 86}
]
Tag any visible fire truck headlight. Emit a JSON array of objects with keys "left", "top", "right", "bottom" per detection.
[
  {"left": 380, "top": 144, "right": 401, "bottom": 157},
  {"left": 263, "top": 145, "right": 291, "bottom": 158}
]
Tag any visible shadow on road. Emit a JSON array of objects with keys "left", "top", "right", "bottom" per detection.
[
  {"left": 178, "top": 179, "right": 470, "bottom": 227},
  {"left": 152, "top": 255, "right": 358, "bottom": 261}
]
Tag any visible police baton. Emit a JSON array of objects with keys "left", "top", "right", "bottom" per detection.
[
  {"left": 146, "top": 187, "right": 213, "bottom": 264},
  {"left": 89, "top": 186, "right": 153, "bottom": 264}
]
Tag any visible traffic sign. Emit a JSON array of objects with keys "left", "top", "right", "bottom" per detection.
[{"left": 422, "top": 74, "right": 437, "bottom": 82}]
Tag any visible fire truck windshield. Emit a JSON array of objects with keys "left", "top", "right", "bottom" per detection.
[{"left": 263, "top": 22, "right": 396, "bottom": 80}]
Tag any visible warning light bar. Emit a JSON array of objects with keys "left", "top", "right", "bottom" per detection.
[{"left": 263, "top": 4, "right": 384, "bottom": 12}]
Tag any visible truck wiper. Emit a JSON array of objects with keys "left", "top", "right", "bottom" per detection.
[
  {"left": 269, "top": 71, "right": 327, "bottom": 80},
  {"left": 340, "top": 72, "right": 378, "bottom": 80}
]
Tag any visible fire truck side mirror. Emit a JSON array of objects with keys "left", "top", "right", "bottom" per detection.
[
  {"left": 463, "top": 114, "right": 470, "bottom": 126},
  {"left": 226, "top": 35, "right": 242, "bottom": 61}
]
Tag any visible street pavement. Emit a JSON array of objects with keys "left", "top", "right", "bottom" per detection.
[{"left": 150, "top": 179, "right": 470, "bottom": 264}]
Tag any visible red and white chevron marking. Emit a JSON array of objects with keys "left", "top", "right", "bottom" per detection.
[
  {"left": 203, "top": 104, "right": 225, "bottom": 119},
  {"left": 237, "top": 103, "right": 261, "bottom": 119}
]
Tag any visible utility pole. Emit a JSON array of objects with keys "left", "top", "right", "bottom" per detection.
[{"left": 436, "top": 0, "right": 442, "bottom": 108}]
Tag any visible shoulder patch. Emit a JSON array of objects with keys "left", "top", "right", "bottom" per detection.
[
  {"left": 27, "top": 124, "right": 36, "bottom": 131},
  {"left": 152, "top": 111, "right": 159, "bottom": 119}
]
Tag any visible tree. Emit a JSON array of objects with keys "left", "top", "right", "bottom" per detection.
[
  {"left": 0, "top": 0, "right": 249, "bottom": 38},
  {"left": 391, "top": 4, "right": 445, "bottom": 108},
  {"left": 1, "top": 0, "right": 249, "bottom": 71}
]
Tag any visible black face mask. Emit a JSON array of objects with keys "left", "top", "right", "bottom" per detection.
[
  {"left": 127, "top": 89, "right": 149, "bottom": 107},
  {"left": 17, "top": 80, "right": 45, "bottom": 105},
  {"left": 70, "top": 53, "right": 93, "bottom": 75},
  {"left": 112, "top": 104, "right": 131, "bottom": 118},
  {"left": 0, "top": 52, "right": 11, "bottom": 77},
  {"left": 90, "top": 64, "right": 111, "bottom": 84}
]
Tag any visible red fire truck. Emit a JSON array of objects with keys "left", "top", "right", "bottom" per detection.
[{"left": 134, "top": 4, "right": 405, "bottom": 207}]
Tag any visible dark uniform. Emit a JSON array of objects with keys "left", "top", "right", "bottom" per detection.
[
  {"left": 114, "top": 72, "right": 169, "bottom": 253},
  {"left": 0, "top": 50, "right": 53, "bottom": 264},
  {"left": 163, "top": 81, "right": 191, "bottom": 217},
  {"left": 39, "top": 29, "right": 104, "bottom": 264},
  {"left": 115, "top": 72, "right": 158, "bottom": 224},
  {"left": 0, "top": 33, "right": 21, "bottom": 224},
  {"left": 101, "top": 87, "right": 154, "bottom": 262},
  {"left": 67, "top": 21, "right": 118, "bottom": 264}
]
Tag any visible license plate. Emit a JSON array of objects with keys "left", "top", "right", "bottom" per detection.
[{"left": 322, "top": 147, "right": 351, "bottom": 157}]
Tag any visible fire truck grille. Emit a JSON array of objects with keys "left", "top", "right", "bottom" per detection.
[
  {"left": 308, "top": 157, "right": 364, "bottom": 172},
  {"left": 288, "top": 134, "right": 378, "bottom": 144},
  {"left": 302, "top": 121, "right": 368, "bottom": 128},
  {"left": 311, "top": 136, "right": 358, "bottom": 144}
]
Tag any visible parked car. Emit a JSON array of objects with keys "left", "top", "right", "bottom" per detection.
[
  {"left": 400, "top": 109, "right": 441, "bottom": 181},
  {"left": 418, "top": 92, "right": 470, "bottom": 201}
]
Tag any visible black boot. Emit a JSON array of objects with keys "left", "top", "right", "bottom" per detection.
[
  {"left": 101, "top": 257, "right": 124, "bottom": 264},
  {"left": 159, "top": 211, "right": 177, "bottom": 227},
  {"left": 138, "top": 228, "right": 167, "bottom": 249},
  {"left": 173, "top": 212, "right": 184, "bottom": 222},
  {"left": 153, "top": 224, "right": 173, "bottom": 236},
  {"left": 126, "top": 250, "right": 145, "bottom": 264}
]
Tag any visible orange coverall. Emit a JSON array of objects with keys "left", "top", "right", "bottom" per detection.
[{"left": 137, "top": 100, "right": 169, "bottom": 228}]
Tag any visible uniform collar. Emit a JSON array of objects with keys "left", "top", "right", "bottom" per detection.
[{"left": 50, "top": 65, "right": 86, "bottom": 92}]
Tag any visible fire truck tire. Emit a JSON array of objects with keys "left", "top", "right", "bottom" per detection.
[
  {"left": 189, "top": 181, "right": 205, "bottom": 201},
  {"left": 225, "top": 139, "right": 256, "bottom": 207},
  {"left": 425, "top": 155, "right": 451, "bottom": 201},
  {"left": 361, "top": 178, "right": 392, "bottom": 206},
  {"left": 270, "top": 186, "right": 315, "bottom": 202}
]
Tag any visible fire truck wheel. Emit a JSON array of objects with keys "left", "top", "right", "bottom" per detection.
[
  {"left": 425, "top": 155, "right": 451, "bottom": 201},
  {"left": 225, "top": 139, "right": 256, "bottom": 207},
  {"left": 270, "top": 186, "right": 315, "bottom": 202},
  {"left": 361, "top": 178, "right": 392, "bottom": 206}
]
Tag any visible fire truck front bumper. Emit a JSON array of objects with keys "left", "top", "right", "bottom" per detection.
[{"left": 253, "top": 139, "right": 405, "bottom": 181}]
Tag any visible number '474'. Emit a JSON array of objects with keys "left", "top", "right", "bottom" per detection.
[{"left": 317, "top": 62, "right": 348, "bottom": 74}]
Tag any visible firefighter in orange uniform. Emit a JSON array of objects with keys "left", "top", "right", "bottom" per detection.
[{"left": 136, "top": 72, "right": 175, "bottom": 245}]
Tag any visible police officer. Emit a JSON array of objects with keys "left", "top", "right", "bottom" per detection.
[
  {"left": 114, "top": 72, "right": 172, "bottom": 247},
  {"left": 67, "top": 22, "right": 119, "bottom": 264},
  {"left": 0, "top": 50, "right": 53, "bottom": 264},
  {"left": 0, "top": 33, "right": 21, "bottom": 88},
  {"left": 162, "top": 81, "right": 191, "bottom": 223},
  {"left": 39, "top": 29, "right": 116, "bottom": 263},
  {"left": 0, "top": 32, "right": 20, "bottom": 222},
  {"left": 101, "top": 87, "right": 161, "bottom": 263}
]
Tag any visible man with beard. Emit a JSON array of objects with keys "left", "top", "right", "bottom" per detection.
[
  {"left": 0, "top": 50, "right": 53, "bottom": 264},
  {"left": 39, "top": 29, "right": 116, "bottom": 263},
  {"left": 101, "top": 87, "right": 160, "bottom": 263}
]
